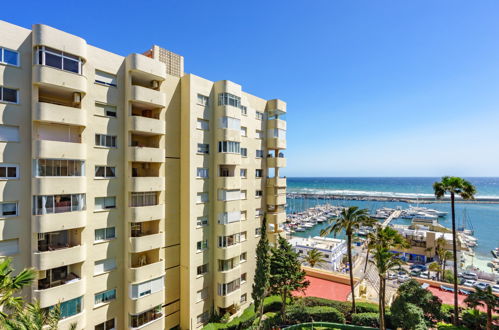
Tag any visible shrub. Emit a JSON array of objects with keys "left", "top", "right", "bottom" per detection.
[
  {"left": 440, "top": 304, "right": 454, "bottom": 323},
  {"left": 286, "top": 305, "right": 346, "bottom": 324},
  {"left": 224, "top": 306, "right": 256, "bottom": 330},
  {"left": 301, "top": 297, "right": 351, "bottom": 316},
  {"left": 355, "top": 302, "right": 379, "bottom": 314},
  {"left": 351, "top": 312, "right": 379, "bottom": 328},
  {"left": 461, "top": 309, "right": 487, "bottom": 330},
  {"left": 436, "top": 322, "right": 468, "bottom": 330},
  {"left": 263, "top": 295, "right": 283, "bottom": 313}
]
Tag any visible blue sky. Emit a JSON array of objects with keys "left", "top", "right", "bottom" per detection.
[{"left": 5, "top": 0, "right": 499, "bottom": 177}]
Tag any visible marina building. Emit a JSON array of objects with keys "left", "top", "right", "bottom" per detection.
[
  {"left": 290, "top": 236, "right": 347, "bottom": 272},
  {"left": 0, "top": 20, "right": 287, "bottom": 329}
]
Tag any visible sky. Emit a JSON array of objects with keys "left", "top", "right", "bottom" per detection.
[{"left": 4, "top": 0, "right": 499, "bottom": 177}]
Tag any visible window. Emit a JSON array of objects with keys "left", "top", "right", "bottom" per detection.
[
  {"left": 240, "top": 231, "right": 247, "bottom": 241},
  {"left": 95, "top": 289, "right": 116, "bottom": 305},
  {"left": 240, "top": 148, "right": 247, "bottom": 157},
  {"left": 196, "top": 118, "right": 209, "bottom": 130},
  {"left": 220, "top": 117, "right": 241, "bottom": 130},
  {"left": 241, "top": 127, "right": 247, "bottom": 136},
  {"left": 218, "top": 189, "right": 240, "bottom": 201},
  {"left": 269, "top": 128, "right": 286, "bottom": 140},
  {"left": 94, "top": 228, "right": 116, "bottom": 243},
  {"left": 196, "top": 167, "right": 209, "bottom": 178},
  {"left": 197, "top": 240, "right": 208, "bottom": 251},
  {"left": 218, "top": 233, "right": 241, "bottom": 248},
  {"left": 33, "top": 194, "right": 85, "bottom": 215},
  {"left": 218, "top": 141, "right": 240, "bottom": 154},
  {"left": 95, "top": 166, "right": 116, "bottom": 178},
  {"left": 53, "top": 296, "right": 82, "bottom": 319},
  {"left": 0, "top": 239, "right": 19, "bottom": 256},
  {"left": 241, "top": 211, "right": 247, "bottom": 221},
  {"left": 95, "top": 197, "right": 116, "bottom": 210},
  {"left": 255, "top": 228, "right": 262, "bottom": 236},
  {"left": 240, "top": 293, "right": 247, "bottom": 303},
  {"left": 256, "top": 130, "right": 264, "bottom": 139},
  {"left": 0, "top": 47, "right": 19, "bottom": 66},
  {"left": 196, "top": 288, "right": 208, "bottom": 302},
  {"left": 197, "top": 143, "right": 209, "bottom": 154},
  {"left": 241, "top": 273, "right": 247, "bottom": 283},
  {"left": 218, "top": 258, "right": 238, "bottom": 271},
  {"left": 0, "top": 164, "right": 18, "bottom": 179},
  {"left": 218, "top": 93, "right": 241, "bottom": 108},
  {"left": 95, "top": 134, "right": 117, "bottom": 148},
  {"left": 256, "top": 190, "right": 263, "bottom": 197},
  {"left": 131, "top": 306, "right": 163, "bottom": 328},
  {"left": 36, "top": 159, "right": 84, "bottom": 177},
  {"left": 95, "top": 103, "right": 117, "bottom": 117},
  {"left": 256, "top": 111, "right": 264, "bottom": 120},
  {"left": 0, "top": 202, "right": 17, "bottom": 217},
  {"left": 256, "top": 150, "right": 264, "bottom": 158},
  {"left": 197, "top": 94, "right": 209, "bottom": 106},
  {"left": 130, "top": 276, "right": 164, "bottom": 299},
  {"left": 197, "top": 216, "right": 208, "bottom": 227},
  {"left": 197, "top": 264, "right": 208, "bottom": 276},
  {"left": 95, "top": 70, "right": 117, "bottom": 87},
  {"left": 0, "top": 125, "right": 19, "bottom": 141},
  {"left": 95, "top": 319, "right": 115, "bottom": 330},
  {"left": 217, "top": 278, "right": 241, "bottom": 296},
  {"left": 196, "top": 192, "right": 208, "bottom": 204},
  {"left": 36, "top": 46, "right": 82, "bottom": 74},
  {"left": 0, "top": 87, "right": 18, "bottom": 103},
  {"left": 131, "top": 192, "right": 157, "bottom": 207},
  {"left": 240, "top": 190, "right": 247, "bottom": 200},
  {"left": 256, "top": 208, "right": 263, "bottom": 216},
  {"left": 240, "top": 169, "right": 247, "bottom": 178},
  {"left": 255, "top": 169, "right": 263, "bottom": 178},
  {"left": 218, "top": 211, "right": 241, "bottom": 224},
  {"left": 240, "top": 252, "right": 247, "bottom": 263},
  {"left": 197, "top": 311, "right": 209, "bottom": 324},
  {"left": 240, "top": 105, "right": 247, "bottom": 116}
]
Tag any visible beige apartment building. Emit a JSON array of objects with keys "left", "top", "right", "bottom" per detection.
[{"left": 0, "top": 20, "right": 287, "bottom": 330}]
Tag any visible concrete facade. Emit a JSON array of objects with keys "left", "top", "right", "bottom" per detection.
[{"left": 0, "top": 20, "right": 286, "bottom": 329}]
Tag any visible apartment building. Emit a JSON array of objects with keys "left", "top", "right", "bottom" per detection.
[{"left": 0, "top": 20, "right": 287, "bottom": 330}]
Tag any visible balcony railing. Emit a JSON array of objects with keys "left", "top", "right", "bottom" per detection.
[{"left": 38, "top": 273, "right": 80, "bottom": 290}]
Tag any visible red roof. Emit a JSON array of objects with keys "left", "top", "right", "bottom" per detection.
[{"left": 294, "top": 275, "right": 351, "bottom": 301}]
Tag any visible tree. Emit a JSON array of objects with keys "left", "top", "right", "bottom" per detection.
[
  {"left": 3, "top": 302, "right": 62, "bottom": 330},
  {"left": 433, "top": 176, "right": 476, "bottom": 325},
  {"left": 252, "top": 217, "right": 271, "bottom": 327},
  {"left": 391, "top": 279, "right": 442, "bottom": 329},
  {"left": 464, "top": 286, "right": 499, "bottom": 330},
  {"left": 435, "top": 236, "right": 452, "bottom": 280},
  {"left": 428, "top": 262, "right": 441, "bottom": 281},
  {"left": 269, "top": 235, "right": 310, "bottom": 321},
  {"left": 320, "top": 206, "right": 375, "bottom": 314},
  {"left": 367, "top": 225, "right": 409, "bottom": 330},
  {"left": 0, "top": 258, "right": 36, "bottom": 322},
  {"left": 303, "top": 248, "right": 326, "bottom": 268}
]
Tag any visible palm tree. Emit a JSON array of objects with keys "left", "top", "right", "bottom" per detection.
[
  {"left": 433, "top": 176, "right": 476, "bottom": 325},
  {"left": 320, "top": 206, "right": 375, "bottom": 314},
  {"left": 435, "top": 236, "right": 453, "bottom": 280},
  {"left": 3, "top": 302, "right": 61, "bottom": 330},
  {"left": 0, "top": 258, "right": 36, "bottom": 321},
  {"left": 464, "top": 286, "right": 499, "bottom": 330},
  {"left": 367, "top": 225, "right": 409, "bottom": 330},
  {"left": 428, "top": 262, "right": 441, "bottom": 281},
  {"left": 303, "top": 248, "right": 326, "bottom": 268}
]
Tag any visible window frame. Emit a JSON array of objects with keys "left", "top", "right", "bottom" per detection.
[
  {"left": 0, "top": 202, "right": 18, "bottom": 217},
  {"left": 0, "top": 164, "right": 19, "bottom": 179},
  {"left": 94, "top": 288, "right": 116, "bottom": 306},
  {"left": 94, "top": 227, "right": 116, "bottom": 243},
  {"left": 95, "top": 166, "right": 116, "bottom": 179},
  {"left": 0, "top": 47, "right": 20, "bottom": 67},
  {"left": 36, "top": 46, "right": 83, "bottom": 74},
  {"left": 0, "top": 86, "right": 19, "bottom": 104},
  {"left": 95, "top": 134, "right": 117, "bottom": 148}
]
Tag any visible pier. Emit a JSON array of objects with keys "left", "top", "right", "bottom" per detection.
[{"left": 381, "top": 210, "right": 402, "bottom": 228}]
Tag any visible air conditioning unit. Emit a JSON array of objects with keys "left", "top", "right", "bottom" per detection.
[
  {"left": 73, "top": 92, "right": 81, "bottom": 105},
  {"left": 151, "top": 80, "right": 159, "bottom": 89}
]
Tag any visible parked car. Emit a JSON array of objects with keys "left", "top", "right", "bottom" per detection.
[
  {"left": 474, "top": 282, "right": 490, "bottom": 290},
  {"left": 462, "top": 271, "right": 478, "bottom": 280},
  {"left": 398, "top": 274, "right": 410, "bottom": 283},
  {"left": 419, "top": 271, "right": 430, "bottom": 279},
  {"left": 410, "top": 270, "right": 421, "bottom": 277},
  {"left": 410, "top": 264, "right": 427, "bottom": 271},
  {"left": 388, "top": 272, "right": 397, "bottom": 280},
  {"left": 492, "top": 285, "right": 499, "bottom": 294},
  {"left": 462, "top": 280, "right": 476, "bottom": 287}
]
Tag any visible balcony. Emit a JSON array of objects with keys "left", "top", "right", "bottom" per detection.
[
  {"left": 130, "top": 233, "right": 164, "bottom": 253},
  {"left": 127, "top": 53, "right": 166, "bottom": 81},
  {"left": 33, "top": 65, "right": 87, "bottom": 94},
  {"left": 267, "top": 137, "right": 286, "bottom": 150},
  {"left": 33, "top": 211, "right": 86, "bottom": 233},
  {"left": 33, "top": 140, "right": 86, "bottom": 160},
  {"left": 215, "top": 291, "right": 241, "bottom": 310},
  {"left": 32, "top": 177, "right": 86, "bottom": 196},
  {"left": 267, "top": 156, "right": 286, "bottom": 168},
  {"left": 130, "top": 260, "right": 165, "bottom": 283},
  {"left": 129, "top": 115, "right": 165, "bottom": 135},
  {"left": 34, "top": 102, "right": 86, "bottom": 127},
  {"left": 130, "top": 309, "right": 164, "bottom": 330},
  {"left": 130, "top": 204, "right": 165, "bottom": 222},
  {"left": 130, "top": 85, "right": 166, "bottom": 108},
  {"left": 130, "top": 177, "right": 165, "bottom": 192},
  {"left": 266, "top": 99, "right": 287, "bottom": 115},
  {"left": 267, "top": 118, "right": 287, "bottom": 130},
  {"left": 266, "top": 211, "right": 286, "bottom": 225},
  {"left": 220, "top": 129, "right": 241, "bottom": 142},
  {"left": 266, "top": 177, "right": 287, "bottom": 188},
  {"left": 33, "top": 276, "right": 84, "bottom": 308},
  {"left": 216, "top": 244, "right": 242, "bottom": 261},
  {"left": 130, "top": 290, "right": 164, "bottom": 315},
  {"left": 128, "top": 147, "right": 165, "bottom": 163},
  {"left": 267, "top": 194, "right": 286, "bottom": 206},
  {"left": 33, "top": 245, "right": 85, "bottom": 271},
  {"left": 217, "top": 153, "right": 241, "bottom": 165},
  {"left": 216, "top": 176, "right": 241, "bottom": 190},
  {"left": 33, "top": 24, "right": 87, "bottom": 60}
]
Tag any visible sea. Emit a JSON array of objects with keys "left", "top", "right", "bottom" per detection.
[{"left": 285, "top": 177, "right": 499, "bottom": 266}]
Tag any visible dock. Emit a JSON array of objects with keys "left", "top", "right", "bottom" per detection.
[{"left": 381, "top": 210, "right": 402, "bottom": 228}]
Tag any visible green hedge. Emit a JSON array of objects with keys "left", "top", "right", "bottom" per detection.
[
  {"left": 263, "top": 295, "right": 283, "bottom": 313},
  {"left": 301, "top": 297, "right": 380, "bottom": 318},
  {"left": 286, "top": 305, "right": 346, "bottom": 324},
  {"left": 283, "top": 322, "right": 378, "bottom": 329},
  {"left": 351, "top": 313, "right": 379, "bottom": 328}
]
